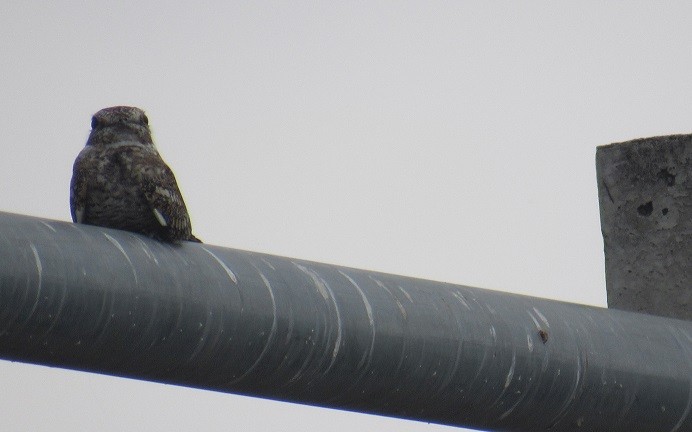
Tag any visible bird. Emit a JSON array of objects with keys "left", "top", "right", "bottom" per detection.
[{"left": 70, "top": 106, "right": 201, "bottom": 243}]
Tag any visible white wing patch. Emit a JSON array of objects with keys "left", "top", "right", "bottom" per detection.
[{"left": 152, "top": 208, "right": 168, "bottom": 226}]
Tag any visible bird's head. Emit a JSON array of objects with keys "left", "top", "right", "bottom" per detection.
[{"left": 86, "top": 106, "right": 155, "bottom": 147}]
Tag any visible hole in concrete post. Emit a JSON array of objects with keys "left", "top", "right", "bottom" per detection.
[
  {"left": 657, "top": 168, "right": 676, "bottom": 186},
  {"left": 637, "top": 201, "right": 653, "bottom": 216},
  {"left": 662, "top": 208, "right": 669, "bottom": 215}
]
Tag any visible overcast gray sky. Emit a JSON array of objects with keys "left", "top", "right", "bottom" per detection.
[{"left": 1, "top": 2, "right": 690, "bottom": 431}]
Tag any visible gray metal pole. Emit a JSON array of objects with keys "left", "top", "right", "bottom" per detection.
[{"left": 0, "top": 211, "right": 690, "bottom": 432}]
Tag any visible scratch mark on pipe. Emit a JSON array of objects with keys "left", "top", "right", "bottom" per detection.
[
  {"left": 451, "top": 290, "right": 471, "bottom": 310},
  {"left": 370, "top": 277, "right": 407, "bottom": 318},
  {"left": 38, "top": 221, "right": 57, "bottom": 232},
  {"left": 441, "top": 291, "right": 473, "bottom": 386},
  {"left": 260, "top": 257, "right": 276, "bottom": 271},
  {"left": 499, "top": 387, "right": 529, "bottom": 421},
  {"left": 230, "top": 266, "right": 279, "bottom": 383},
  {"left": 339, "top": 270, "right": 375, "bottom": 370},
  {"left": 527, "top": 333, "right": 534, "bottom": 352},
  {"left": 29, "top": 244, "right": 42, "bottom": 290},
  {"left": 25, "top": 244, "right": 43, "bottom": 320},
  {"left": 490, "top": 349, "right": 521, "bottom": 410},
  {"left": 532, "top": 307, "right": 550, "bottom": 328},
  {"left": 91, "top": 294, "right": 116, "bottom": 345},
  {"left": 186, "top": 310, "right": 214, "bottom": 363},
  {"left": 440, "top": 339, "right": 463, "bottom": 391},
  {"left": 669, "top": 327, "right": 692, "bottom": 432},
  {"left": 669, "top": 383, "right": 691, "bottom": 432},
  {"left": 103, "top": 233, "right": 139, "bottom": 285},
  {"left": 284, "top": 305, "right": 295, "bottom": 345},
  {"left": 504, "top": 351, "right": 516, "bottom": 389},
  {"left": 200, "top": 246, "right": 238, "bottom": 284},
  {"left": 256, "top": 271, "right": 278, "bottom": 346},
  {"left": 396, "top": 285, "right": 414, "bottom": 303},
  {"left": 293, "top": 263, "right": 343, "bottom": 371},
  {"left": 569, "top": 353, "right": 582, "bottom": 399},
  {"left": 438, "top": 292, "right": 468, "bottom": 389},
  {"left": 548, "top": 351, "right": 583, "bottom": 427},
  {"left": 132, "top": 236, "right": 159, "bottom": 265},
  {"left": 499, "top": 350, "right": 529, "bottom": 420},
  {"left": 294, "top": 263, "right": 329, "bottom": 300},
  {"left": 367, "top": 276, "right": 410, "bottom": 376},
  {"left": 527, "top": 310, "right": 540, "bottom": 329}
]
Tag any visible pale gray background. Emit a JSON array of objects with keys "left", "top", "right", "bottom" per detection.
[{"left": 0, "top": 2, "right": 689, "bottom": 431}]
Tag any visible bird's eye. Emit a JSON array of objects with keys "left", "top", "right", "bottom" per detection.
[
  {"left": 142, "top": 115, "right": 149, "bottom": 125},
  {"left": 91, "top": 116, "right": 99, "bottom": 129}
]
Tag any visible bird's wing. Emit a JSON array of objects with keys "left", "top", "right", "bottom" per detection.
[
  {"left": 133, "top": 152, "right": 195, "bottom": 241},
  {"left": 69, "top": 149, "right": 93, "bottom": 223}
]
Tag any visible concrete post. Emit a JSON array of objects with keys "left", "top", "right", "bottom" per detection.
[{"left": 596, "top": 134, "right": 691, "bottom": 320}]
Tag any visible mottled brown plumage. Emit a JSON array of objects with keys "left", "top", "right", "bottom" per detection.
[{"left": 70, "top": 106, "right": 201, "bottom": 243}]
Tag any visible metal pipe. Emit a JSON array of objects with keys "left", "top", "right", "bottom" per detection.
[{"left": 0, "top": 211, "right": 690, "bottom": 432}]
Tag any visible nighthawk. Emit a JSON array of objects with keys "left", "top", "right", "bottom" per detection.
[{"left": 70, "top": 106, "right": 201, "bottom": 243}]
